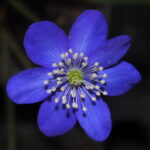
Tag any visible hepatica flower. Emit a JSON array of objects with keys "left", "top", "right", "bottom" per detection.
[{"left": 7, "top": 10, "right": 141, "bottom": 141}]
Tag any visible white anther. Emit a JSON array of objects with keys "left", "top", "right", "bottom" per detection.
[
  {"left": 66, "top": 104, "right": 70, "bottom": 109},
  {"left": 68, "top": 48, "right": 73, "bottom": 53},
  {"left": 85, "top": 86, "right": 89, "bottom": 90},
  {"left": 73, "top": 53, "right": 78, "bottom": 59},
  {"left": 47, "top": 89, "right": 51, "bottom": 94},
  {"left": 75, "top": 104, "right": 78, "bottom": 108},
  {"left": 58, "top": 62, "right": 64, "bottom": 66},
  {"left": 65, "top": 52, "right": 68, "bottom": 57},
  {"left": 91, "top": 73, "right": 98, "bottom": 78},
  {"left": 89, "top": 84, "right": 94, "bottom": 90},
  {"left": 71, "top": 90, "right": 76, "bottom": 97},
  {"left": 80, "top": 52, "right": 84, "bottom": 57},
  {"left": 60, "top": 86, "right": 66, "bottom": 91},
  {"left": 73, "top": 103, "right": 78, "bottom": 109},
  {"left": 84, "top": 57, "right": 88, "bottom": 61},
  {"left": 61, "top": 53, "right": 65, "bottom": 58},
  {"left": 59, "top": 68, "right": 65, "bottom": 74},
  {"left": 95, "top": 85, "right": 100, "bottom": 89},
  {"left": 102, "top": 73, "right": 107, "bottom": 78},
  {"left": 52, "top": 87, "right": 56, "bottom": 92},
  {"left": 62, "top": 96, "right": 67, "bottom": 104},
  {"left": 57, "top": 81, "right": 62, "bottom": 85},
  {"left": 100, "top": 80, "right": 106, "bottom": 84},
  {"left": 47, "top": 72, "right": 52, "bottom": 76},
  {"left": 99, "top": 67, "right": 104, "bottom": 71},
  {"left": 91, "top": 97, "right": 96, "bottom": 101},
  {"left": 82, "top": 107, "right": 87, "bottom": 112},
  {"left": 96, "top": 91, "right": 101, "bottom": 96},
  {"left": 53, "top": 69, "right": 59, "bottom": 74},
  {"left": 55, "top": 98, "right": 59, "bottom": 103},
  {"left": 93, "top": 67, "right": 98, "bottom": 71},
  {"left": 82, "top": 62, "right": 87, "bottom": 67},
  {"left": 56, "top": 77, "right": 62, "bottom": 81},
  {"left": 72, "top": 102, "right": 76, "bottom": 108},
  {"left": 103, "top": 91, "right": 108, "bottom": 95},
  {"left": 43, "top": 80, "right": 49, "bottom": 85},
  {"left": 80, "top": 92, "right": 85, "bottom": 98},
  {"left": 52, "top": 63, "right": 57, "bottom": 67},
  {"left": 94, "top": 62, "right": 99, "bottom": 66},
  {"left": 67, "top": 58, "right": 71, "bottom": 65}
]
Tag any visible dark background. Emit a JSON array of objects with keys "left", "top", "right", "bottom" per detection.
[{"left": 0, "top": 0, "right": 149, "bottom": 150}]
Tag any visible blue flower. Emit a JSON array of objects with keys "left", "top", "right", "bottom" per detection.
[{"left": 6, "top": 10, "right": 141, "bottom": 141}]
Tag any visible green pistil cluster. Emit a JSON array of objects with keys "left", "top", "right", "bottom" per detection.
[{"left": 67, "top": 69, "right": 83, "bottom": 86}]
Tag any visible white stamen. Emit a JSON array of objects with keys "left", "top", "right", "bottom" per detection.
[
  {"left": 95, "top": 85, "right": 100, "bottom": 89},
  {"left": 71, "top": 89, "right": 76, "bottom": 97},
  {"left": 52, "top": 63, "right": 57, "bottom": 67},
  {"left": 102, "top": 73, "right": 107, "bottom": 78},
  {"left": 99, "top": 67, "right": 104, "bottom": 71},
  {"left": 80, "top": 92, "right": 85, "bottom": 98},
  {"left": 65, "top": 52, "right": 68, "bottom": 57},
  {"left": 82, "top": 62, "right": 87, "bottom": 67},
  {"left": 57, "top": 81, "right": 62, "bottom": 85},
  {"left": 55, "top": 98, "right": 59, "bottom": 103},
  {"left": 94, "top": 62, "right": 99, "bottom": 66},
  {"left": 96, "top": 91, "right": 101, "bottom": 96},
  {"left": 47, "top": 89, "right": 51, "bottom": 94},
  {"left": 53, "top": 69, "right": 59, "bottom": 74},
  {"left": 66, "top": 58, "right": 71, "bottom": 65},
  {"left": 91, "top": 97, "right": 96, "bottom": 101},
  {"left": 58, "top": 62, "right": 64, "bottom": 66},
  {"left": 61, "top": 53, "right": 65, "bottom": 58},
  {"left": 62, "top": 96, "right": 67, "bottom": 104},
  {"left": 66, "top": 103, "right": 70, "bottom": 109},
  {"left": 43, "top": 80, "right": 49, "bottom": 85},
  {"left": 82, "top": 107, "right": 87, "bottom": 112},
  {"left": 73, "top": 53, "right": 78, "bottom": 59},
  {"left": 80, "top": 52, "right": 84, "bottom": 57},
  {"left": 60, "top": 86, "right": 66, "bottom": 91},
  {"left": 47, "top": 72, "right": 52, "bottom": 76},
  {"left": 84, "top": 57, "right": 88, "bottom": 61},
  {"left": 56, "top": 77, "right": 62, "bottom": 81},
  {"left": 91, "top": 73, "right": 98, "bottom": 78},
  {"left": 72, "top": 102, "right": 76, "bottom": 108},
  {"left": 52, "top": 87, "right": 56, "bottom": 92},
  {"left": 100, "top": 80, "right": 106, "bottom": 84},
  {"left": 103, "top": 91, "right": 108, "bottom": 95},
  {"left": 68, "top": 48, "right": 73, "bottom": 53}
]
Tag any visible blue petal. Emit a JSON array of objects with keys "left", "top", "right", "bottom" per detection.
[
  {"left": 88, "top": 35, "right": 131, "bottom": 68},
  {"left": 24, "top": 21, "right": 68, "bottom": 67},
  {"left": 38, "top": 95, "right": 76, "bottom": 136},
  {"left": 69, "top": 10, "right": 108, "bottom": 54},
  {"left": 76, "top": 98, "right": 112, "bottom": 141},
  {"left": 100, "top": 61, "right": 141, "bottom": 96},
  {"left": 7, "top": 67, "right": 52, "bottom": 104}
]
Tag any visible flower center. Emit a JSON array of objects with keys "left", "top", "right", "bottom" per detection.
[
  {"left": 67, "top": 69, "right": 83, "bottom": 86},
  {"left": 43, "top": 48, "right": 108, "bottom": 112}
]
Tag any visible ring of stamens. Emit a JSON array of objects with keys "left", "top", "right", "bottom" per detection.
[{"left": 43, "top": 48, "right": 108, "bottom": 112}]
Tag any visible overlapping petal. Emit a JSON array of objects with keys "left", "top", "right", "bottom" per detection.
[
  {"left": 38, "top": 96, "right": 76, "bottom": 136},
  {"left": 24, "top": 21, "right": 68, "bottom": 68},
  {"left": 100, "top": 61, "right": 141, "bottom": 96},
  {"left": 76, "top": 97, "right": 112, "bottom": 141},
  {"left": 88, "top": 35, "right": 131, "bottom": 68},
  {"left": 7, "top": 68, "right": 52, "bottom": 104},
  {"left": 69, "top": 10, "right": 108, "bottom": 54}
]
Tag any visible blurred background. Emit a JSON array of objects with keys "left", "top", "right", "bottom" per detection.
[{"left": 0, "top": 0, "right": 149, "bottom": 150}]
